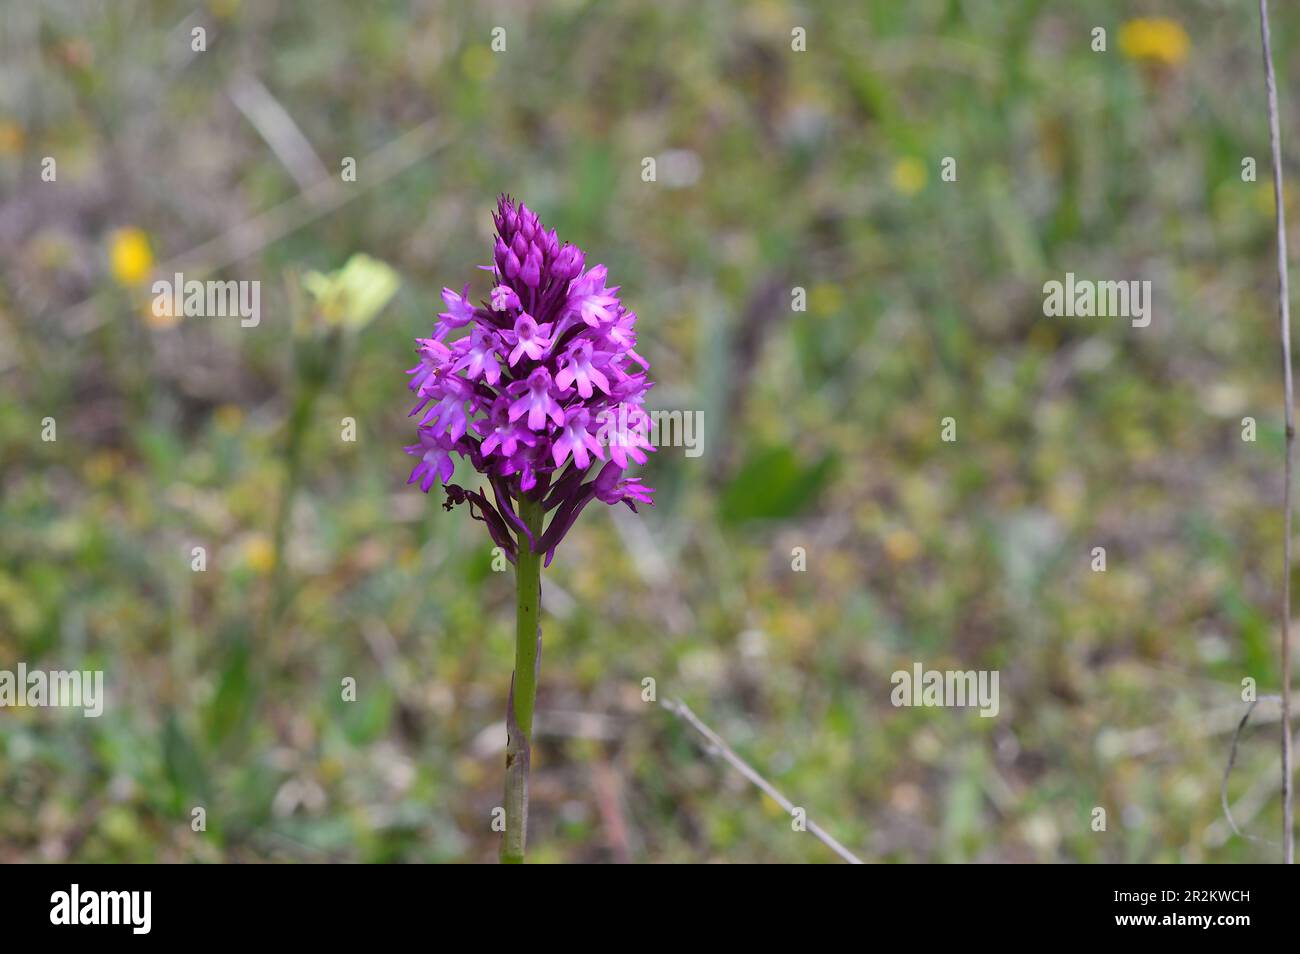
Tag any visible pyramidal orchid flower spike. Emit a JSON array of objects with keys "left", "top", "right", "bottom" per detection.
[{"left": 403, "top": 196, "right": 654, "bottom": 863}]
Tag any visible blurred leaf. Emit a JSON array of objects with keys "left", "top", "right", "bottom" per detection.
[
  {"left": 162, "top": 713, "right": 210, "bottom": 810},
  {"left": 339, "top": 679, "right": 394, "bottom": 745},
  {"left": 204, "top": 635, "right": 252, "bottom": 747},
  {"left": 719, "top": 445, "right": 837, "bottom": 524}
]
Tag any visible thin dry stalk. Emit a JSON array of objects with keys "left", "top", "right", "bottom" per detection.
[
  {"left": 665, "top": 698, "right": 863, "bottom": 864},
  {"left": 1259, "top": 0, "right": 1294, "bottom": 864}
]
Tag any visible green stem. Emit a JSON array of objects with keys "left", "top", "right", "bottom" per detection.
[
  {"left": 270, "top": 381, "right": 317, "bottom": 622},
  {"left": 501, "top": 494, "right": 544, "bottom": 863}
]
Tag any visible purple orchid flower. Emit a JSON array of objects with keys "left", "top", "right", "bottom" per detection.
[
  {"left": 404, "top": 194, "right": 654, "bottom": 561},
  {"left": 434, "top": 283, "right": 476, "bottom": 339},
  {"left": 505, "top": 313, "right": 552, "bottom": 366},
  {"left": 508, "top": 367, "right": 565, "bottom": 431},
  {"left": 411, "top": 197, "right": 658, "bottom": 863},
  {"left": 454, "top": 326, "right": 503, "bottom": 385},
  {"left": 404, "top": 428, "right": 457, "bottom": 492},
  {"left": 554, "top": 339, "right": 610, "bottom": 399},
  {"left": 551, "top": 407, "right": 606, "bottom": 470}
]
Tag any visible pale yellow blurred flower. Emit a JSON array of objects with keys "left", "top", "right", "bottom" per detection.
[
  {"left": 302, "top": 253, "right": 401, "bottom": 332},
  {"left": 890, "top": 157, "right": 927, "bottom": 197},
  {"left": 1119, "top": 18, "right": 1189, "bottom": 67},
  {"left": 108, "top": 227, "right": 154, "bottom": 286}
]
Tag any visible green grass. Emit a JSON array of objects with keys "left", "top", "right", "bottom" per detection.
[{"left": 0, "top": 0, "right": 1296, "bottom": 862}]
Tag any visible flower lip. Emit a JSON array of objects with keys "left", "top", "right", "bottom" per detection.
[{"left": 507, "top": 313, "right": 551, "bottom": 366}]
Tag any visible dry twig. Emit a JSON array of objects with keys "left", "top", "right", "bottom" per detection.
[
  {"left": 1259, "top": 0, "right": 1294, "bottom": 864},
  {"left": 664, "top": 697, "right": 864, "bottom": 864}
]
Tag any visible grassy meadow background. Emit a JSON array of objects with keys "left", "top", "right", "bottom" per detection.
[{"left": 1, "top": 0, "right": 1297, "bottom": 862}]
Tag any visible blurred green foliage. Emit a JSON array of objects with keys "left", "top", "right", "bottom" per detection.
[{"left": 0, "top": 0, "right": 1297, "bottom": 862}]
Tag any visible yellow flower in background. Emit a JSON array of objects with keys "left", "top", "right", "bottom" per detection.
[
  {"left": 108, "top": 227, "right": 154, "bottom": 286},
  {"left": 891, "top": 157, "right": 927, "bottom": 197},
  {"left": 1119, "top": 18, "right": 1189, "bottom": 67}
]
